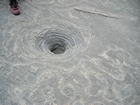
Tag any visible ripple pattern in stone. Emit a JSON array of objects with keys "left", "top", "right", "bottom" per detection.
[{"left": 0, "top": 0, "right": 140, "bottom": 105}]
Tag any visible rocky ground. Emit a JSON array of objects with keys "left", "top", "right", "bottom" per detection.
[{"left": 0, "top": 0, "right": 140, "bottom": 105}]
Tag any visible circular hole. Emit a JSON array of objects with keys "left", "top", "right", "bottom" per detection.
[
  {"left": 35, "top": 27, "right": 84, "bottom": 56},
  {"left": 49, "top": 43, "right": 66, "bottom": 54}
]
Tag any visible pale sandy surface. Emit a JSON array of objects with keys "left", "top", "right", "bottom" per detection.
[{"left": 0, "top": 0, "right": 140, "bottom": 105}]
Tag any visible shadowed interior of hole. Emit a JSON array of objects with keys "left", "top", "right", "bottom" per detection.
[{"left": 49, "top": 43, "right": 66, "bottom": 54}]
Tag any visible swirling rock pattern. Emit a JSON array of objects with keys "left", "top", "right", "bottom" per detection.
[{"left": 0, "top": 0, "right": 140, "bottom": 105}]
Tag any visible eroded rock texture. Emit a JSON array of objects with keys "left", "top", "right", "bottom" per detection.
[{"left": 0, "top": 0, "right": 140, "bottom": 105}]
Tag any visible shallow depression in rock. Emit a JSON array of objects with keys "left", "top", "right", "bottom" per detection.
[{"left": 35, "top": 27, "right": 84, "bottom": 56}]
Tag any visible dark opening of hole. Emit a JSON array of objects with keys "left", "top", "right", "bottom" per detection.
[{"left": 49, "top": 44, "right": 66, "bottom": 54}]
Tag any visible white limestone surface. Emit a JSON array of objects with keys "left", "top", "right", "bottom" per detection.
[{"left": 0, "top": 0, "right": 140, "bottom": 105}]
